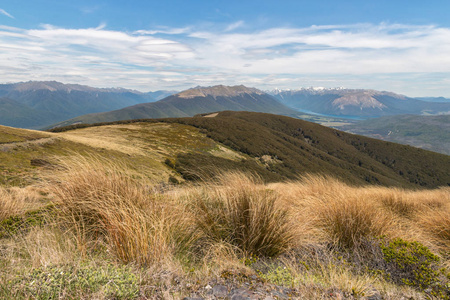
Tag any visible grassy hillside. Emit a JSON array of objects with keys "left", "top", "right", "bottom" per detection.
[
  {"left": 52, "top": 111, "right": 450, "bottom": 188},
  {"left": 1, "top": 118, "right": 450, "bottom": 298},
  {"left": 339, "top": 114, "right": 450, "bottom": 155}
]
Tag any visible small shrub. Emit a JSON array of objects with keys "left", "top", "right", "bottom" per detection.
[
  {"left": 380, "top": 238, "right": 449, "bottom": 298},
  {"left": 0, "top": 205, "right": 52, "bottom": 238},
  {"left": 259, "top": 265, "right": 295, "bottom": 286}
]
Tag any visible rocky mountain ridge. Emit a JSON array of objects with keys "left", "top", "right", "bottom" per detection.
[{"left": 270, "top": 88, "right": 449, "bottom": 117}]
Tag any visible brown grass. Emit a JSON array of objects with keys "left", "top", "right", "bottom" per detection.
[
  {"left": 0, "top": 186, "right": 43, "bottom": 222},
  {"left": 1, "top": 158, "right": 449, "bottom": 299},
  {"left": 48, "top": 155, "right": 192, "bottom": 266},
  {"left": 187, "top": 173, "right": 295, "bottom": 257},
  {"left": 314, "top": 195, "right": 396, "bottom": 249},
  {"left": 419, "top": 206, "right": 450, "bottom": 250}
]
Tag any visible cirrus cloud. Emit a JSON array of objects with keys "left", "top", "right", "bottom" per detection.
[{"left": 0, "top": 8, "right": 14, "bottom": 19}]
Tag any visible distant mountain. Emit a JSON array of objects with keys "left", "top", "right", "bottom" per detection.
[
  {"left": 415, "top": 97, "right": 450, "bottom": 103},
  {"left": 270, "top": 88, "right": 450, "bottom": 118},
  {"left": 0, "top": 97, "right": 59, "bottom": 129},
  {"left": 50, "top": 85, "right": 297, "bottom": 128},
  {"left": 145, "top": 90, "right": 177, "bottom": 101},
  {"left": 338, "top": 114, "right": 450, "bottom": 155},
  {"left": 0, "top": 81, "right": 171, "bottom": 129}
]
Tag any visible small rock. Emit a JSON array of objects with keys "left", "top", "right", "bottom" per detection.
[
  {"left": 30, "top": 158, "right": 53, "bottom": 167},
  {"left": 271, "top": 290, "right": 288, "bottom": 299},
  {"left": 231, "top": 295, "right": 249, "bottom": 300},
  {"left": 205, "top": 284, "right": 212, "bottom": 290},
  {"left": 230, "top": 287, "right": 254, "bottom": 300},
  {"left": 365, "top": 290, "right": 382, "bottom": 300},
  {"left": 212, "top": 285, "right": 228, "bottom": 298}
]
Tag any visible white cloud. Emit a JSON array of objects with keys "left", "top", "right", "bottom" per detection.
[
  {"left": 0, "top": 8, "right": 14, "bottom": 19},
  {"left": 134, "top": 27, "right": 191, "bottom": 35},
  {"left": 224, "top": 21, "right": 245, "bottom": 32},
  {"left": 0, "top": 22, "right": 450, "bottom": 96},
  {"left": 80, "top": 5, "right": 101, "bottom": 14}
]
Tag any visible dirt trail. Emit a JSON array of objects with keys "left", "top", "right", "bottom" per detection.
[{"left": 0, "top": 137, "right": 57, "bottom": 152}]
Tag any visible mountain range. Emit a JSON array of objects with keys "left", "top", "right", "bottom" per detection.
[
  {"left": 270, "top": 88, "right": 450, "bottom": 117},
  {"left": 2, "top": 81, "right": 449, "bottom": 131},
  {"left": 49, "top": 85, "right": 297, "bottom": 128},
  {"left": 0, "top": 81, "right": 173, "bottom": 129},
  {"left": 1, "top": 81, "right": 449, "bottom": 157}
]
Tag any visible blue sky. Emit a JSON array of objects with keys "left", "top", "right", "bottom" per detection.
[{"left": 1, "top": 0, "right": 450, "bottom": 96}]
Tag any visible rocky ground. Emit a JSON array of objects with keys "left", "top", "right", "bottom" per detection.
[{"left": 177, "top": 272, "right": 383, "bottom": 300}]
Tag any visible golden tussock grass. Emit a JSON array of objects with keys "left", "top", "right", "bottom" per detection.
[
  {"left": 0, "top": 185, "right": 43, "bottom": 222},
  {"left": 185, "top": 172, "right": 296, "bottom": 257},
  {"left": 1, "top": 156, "right": 449, "bottom": 299},
  {"left": 419, "top": 203, "right": 450, "bottom": 250},
  {"left": 48, "top": 155, "right": 194, "bottom": 266}
]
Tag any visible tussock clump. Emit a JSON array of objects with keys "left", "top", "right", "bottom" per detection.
[
  {"left": 0, "top": 186, "right": 43, "bottom": 222},
  {"left": 380, "top": 191, "right": 421, "bottom": 218},
  {"left": 49, "top": 155, "right": 188, "bottom": 266},
  {"left": 308, "top": 191, "right": 396, "bottom": 249},
  {"left": 0, "top": 186, "right": 18, "bottom": 222},
  {"left": 190, "top": 173, "right": 294, "bottom": 257},
  {"left": 420, "top": 208, "right": 450, "bottom": 250}
]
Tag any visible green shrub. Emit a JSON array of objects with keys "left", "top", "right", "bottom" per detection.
[
  {"left": 259, "top": 265, "right": 295, "bottom": 286},
  {"left": 380, "top": 238, "right": 449, "bottom": 298},
  {"left": 0, "top": 205, "right": 53, "bottom": 238}
]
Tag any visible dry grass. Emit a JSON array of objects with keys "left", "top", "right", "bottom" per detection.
[
  {"left": 48, "top": 155, "right": 193, "bottom": 266},
  {"left": 271, "top": 177, "right": 398, "bottom": 249},
  {"left": 0, "top": 185, "right": 43, "bottom": 222},
  {"left": 311, "top": 194, "right": 396, "bottom": 249},
  {"left": 187, "top": 172, "right": 295, "bottom": 257},
  {"left": 1, "top": 158, "right": 449, "bottom": 299},
  {"left": 419, "top": 206, "right": 450, "bottom": 251}
]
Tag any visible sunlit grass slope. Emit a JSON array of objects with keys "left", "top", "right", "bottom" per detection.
[
  {"left": 0, "top": 122, "right": 245, "bottom": 186},
  {"left": 51, "top": 111, "right": 450, "bottom": 188}
]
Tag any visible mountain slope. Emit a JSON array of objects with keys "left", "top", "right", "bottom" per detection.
[
  {"left": 271, "top": 88, "right": 450, "bottom": 117},
  {"left": 51, "top": 111, "right": 450, "bottom": 188},
  {"left": 50, "top": 85, "right": 297, "bottom": 128},
  {"left": 0, "top": 81, "right": 161, "bottom": 129},
  {"left": 338, "top": 114, "right": 450, "bottom": 155},
  {"left": 0, "top": 97, "right": 60, "bottom": 128}
]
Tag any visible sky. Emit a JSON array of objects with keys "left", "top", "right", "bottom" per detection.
[{"left": 1, "top": 0, "right": 450, "bottom": 96}]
